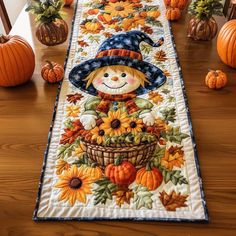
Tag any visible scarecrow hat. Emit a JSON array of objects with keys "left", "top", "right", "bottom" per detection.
[{"left": 69, "top": 30, "right": 167, "bottom": 96}]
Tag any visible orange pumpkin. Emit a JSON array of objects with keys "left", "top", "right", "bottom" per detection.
[
  {"left": 36, "top": 19, "right": 68, "bottom": 46},
  {"left": 217, "top": 20, "right": 236, "bottom": 68},
  {"left": 64, "top": 0, "right": 73, "bottom": 7},
  {"left": 41, "top": 61, "right": 64, "bottom": 83},
  {"left": 0, "top": 35, "right": 35, "bottom": 87},
  {"left": 81, "top": 21, "right": 104, "bottom": 34},
  {"left": 105, "top": 157, "right": 136, "bottom": 185},
  {"left": 80, "top": 164, "right": 103, "bottom": 181},
  {"left": 165, "top": 0, "right": 188, "bottom": 10},
  {"left": 165, "top": 8, "right": 181, "bottom": 21},
  {"left": 205, "top": 70, "right": 227, "bottom": 89},
  {"left": 87, "top": 9, "right": 99, "bottom": 15},
  {"left": 135, "top": 163, "right": 163, "bottom": 191},
  {"left": 147, "top": 10, "right": 161, "bottom": 18}
]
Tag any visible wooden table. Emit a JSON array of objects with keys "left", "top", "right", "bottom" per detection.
[{"left": 0, "top": 4, "right": 236, "bottom": 236}]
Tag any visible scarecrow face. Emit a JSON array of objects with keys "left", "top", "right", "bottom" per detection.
[{"left": 92, "top": 66, "right": 141, "bottom": 95}]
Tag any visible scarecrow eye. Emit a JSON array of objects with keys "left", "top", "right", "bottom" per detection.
[
  {"left": 104, "top": 73, "right": 109, "bottom": 77},
  {"left": 121, "top": 73, "right": 126, "bottom": 77}
]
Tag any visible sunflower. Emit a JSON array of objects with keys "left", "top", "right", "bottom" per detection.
[
  {"left": 100, "top": 110, "right": 130, "bottom": 136},
  {"left": 161, "top": 146, "right": 185, "bottom": 170},
  {"left": 127, "top": 117, "right": 143, "bottom": 135},
  {"left": 66, "top": 105, "right": 80, "bottom": 117},
  {"left": 54, "top": 165, "right": 92, "bottom": 206},
  {"left": 90, "top": 126, "right": 106, "bottom": 144},
  {"left": 104, "top": 2, "right": 135, "bottom": 18}
]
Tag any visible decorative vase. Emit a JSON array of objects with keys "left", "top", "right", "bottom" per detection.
[
  {"left": 36, "top": 19, "right": 68, "bottom": 46},
  {"left": 187, "top": 17, "right": 218, "bottom": 41}
]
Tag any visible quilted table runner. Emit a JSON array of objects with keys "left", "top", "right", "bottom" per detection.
[{"left": 34, "top": 0, "right": 208, "bottom": 221}]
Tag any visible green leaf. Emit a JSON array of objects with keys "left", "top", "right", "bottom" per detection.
[
  {"left": 140, "top": 43, "right": 153, "bottom": 54},
  {"left": 161, "top": 127, "right": 189, "bottom": 145},
  {"left": 151, "top": 146, "right": 166, "bottom": 167},
  {"left": 93, "top": 178, "right": 117, "bottom": 205},
  {"left": 161, "top": 88, "right": 170, "bottom": 94},
  {"left": 160, "top": 107, "right": 176, "bottom": 124},
  {"left": 57, "top": 139, "right": 79, "bottom": 159},
  {"left": 161, "top": 168, "right": 188, "bottom": 185},
  {"left": 132, "top": 184, "right": 153, "bottom": 210}
]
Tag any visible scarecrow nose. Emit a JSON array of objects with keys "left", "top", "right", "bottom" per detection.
[{"left": 111, "top": 76, "right": 119, "bottom": 81}]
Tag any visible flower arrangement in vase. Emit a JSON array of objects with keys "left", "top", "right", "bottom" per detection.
[
  {"left": 188, "top": 0, "right": 223, "bottom": 41},
  {"left": 26, "top": 0, "right": 68, "bottom": 46}
]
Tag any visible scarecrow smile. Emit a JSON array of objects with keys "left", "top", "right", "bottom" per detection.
[{"left": 102, "top": 82, "right": 128, "bottom": 89}]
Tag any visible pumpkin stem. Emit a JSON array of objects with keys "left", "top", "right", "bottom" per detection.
[
  {"left": 145, "top": 161, "right": 153, "bottom": 171},
  {"left": 91, "top": 162, "right": 98, "bottom": 168},
  {"left": 0, "top": 34, "right": 9, "bottom": 44},
  {"left": 45, "top": 60, "right": 54, "bottom": 69},
  {"left": 114, "top": 156, "right": 124, "bottom": 166}
]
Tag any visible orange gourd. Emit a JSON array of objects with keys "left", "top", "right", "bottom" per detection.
[
  {"left": 205, "top": 70, "right": 227, "bottom": 89},
  {"left": 41, "top": 61, "right": 64, "bottom": 83},
  {"left": 87, "top": 9, "right": 99, "bottom": 15},
  {"left": 165, "top": 0, "right": 188, "bottom": 10},
  {"left": 147, "top": 10, "right": 161, "bottom": 18},
  {"left": 64, "top": 0, "right": 73, "bottom": 7},
  {"left": 0, "top": 35, "right": 35, "bottom": 87},
  {"left": 165, "top": 8, "right": 181, "bottom": 21},
  {"left": 217, "top": 20, "right": 236, "bottom": 68},
  {"left": 105, "top": 157, "right": 136, "bottom": 185},
  {"left": 135, "top": 163, "right": 163, "bottom": 191}
]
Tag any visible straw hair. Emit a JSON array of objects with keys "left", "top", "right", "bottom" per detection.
[{"left": 84, "top": 65, "right": 150, "bottom": 89}]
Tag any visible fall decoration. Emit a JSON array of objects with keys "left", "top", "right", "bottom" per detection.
[
  {"left": 165, "top": 8, "right": 181, "bottom": 21},
  {"left": 205, "top": 70, "right": 227, "bottom": 89},
  {"left": 26, "top": 0, "right": 68, "bottom": 46},
  {"left": 217, "top": 20, "right": 236, "bottom": 68},
  {"left": 56, "top": 159, "right": 70, "bottom": 175},
  {"left": 81, "top": 20, "right": 104, "bottom": 34},
  {"left": 54, "top": 165, "right": 92, "bottom": 205},
  {"left": 79, "top": 164, "right": 103, "bottom": 181},
  {"left": 41, "top": 61, "right": 64, "bottom": 83},
  {"left": 93, "top": 177, "right": 117, "bottom": 205},
  {"left": 159, "top": 190, "right": 188, "bottom": 211},
  {"left": 132, "top": 184, "right": 153, "bottom": 209},
  {"left": 105, "top": 156, "right": 137, "bottom": 185},
  {"left": 161, "top": 146, "right": 185, "bottom": 170},
  {"left": 135, "top": 162, "right": 163, "bottom": 190},
  {"left": 63, "top": 0, "right": 73, "bottom": 7},
  {"left": 154, "top": 50, "right": 167, "bottom": 62},
  {"left": 0, "top": 35, "right": 35, "bottom": 87},
  {"left": 164, "top": 0, "right": 188, "bottom": 10},
  {"left": 113, "top": 187, "right": 134, "bottom": 207},
  {"left": 66, "top": 93, "right": 84, "bottom": 104},
  {"left": 188, "top": 0, "right": 223, "bottom": 41}
]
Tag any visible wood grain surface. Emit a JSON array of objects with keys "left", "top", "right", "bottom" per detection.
[{"left": 0, "top": 3, "right": 236, "bottom": 236}]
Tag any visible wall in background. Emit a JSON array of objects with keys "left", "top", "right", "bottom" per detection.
[{"left": 0, "top": 0, "right": 27, "bottom": 34}]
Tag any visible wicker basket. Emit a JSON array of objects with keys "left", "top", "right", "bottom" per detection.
[{"left": 82, "top": 141, "right": 157, "bottom": 168}]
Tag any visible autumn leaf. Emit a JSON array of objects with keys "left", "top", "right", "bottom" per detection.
[
  {"left": 113, "top": 187, "right": 134, "bottom": 207},
  {"left": 66, "top": 105, "right": 80, "bottom": 117},
  {"left": 148, "top": 91, "right": 163, "bottom": 104},
  {"left": 56, "top": 159, "right": 70, "bottom": 175},
  {"left": 103, "top": 32, "right": 113, "bottom": 38},
  {"left": 161, "top": 146, "right": 185, "bottom": 170},
  {"left": 141, "top": 26, "right": 153, "bottom": 34},
  {"left": 66, "top": 93, "right": 84, "bottom": 104},
  {"left": 154, "top": 50, "right": 167, "bottom": 62},
  {"left": 77, "top": 40, "right": 89, "bottom": 47},
  {"left": 159, "top": 190, "right": 188, "bottom": 211}
]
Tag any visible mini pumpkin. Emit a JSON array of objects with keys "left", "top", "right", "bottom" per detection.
[
  {"left": 0, "top": 35, "right": 35, "bottom": 87},
  {"left": 165, "top": 8, "right": 181, "bottom": 21},
  {"left": 165, "top": 0, "right": 188, "bottom": 10},
  {"left": 81, "top": 21, "right": 104, "bottom": 34},
  {"left": 217, "top": 20, "right": 236, "bottom": 68},
  {"left": 87, "top": 9, "right": 99, "bottom": 15},
  {"left": 105, "top": 157, "right": 136, "bottom": 185},
  {"left": 205, "top": 70, "right": 227, "bottom": 89},
  {"left": 135, "top": 163, "right": 163, "bottom": 191},
  {"left": 41, "top": 61, "right": 64, "bottom": 83},
  {"left": 147, "top": 10, "right": 161, "bottom": 18},
  {"left": 80, "top": 164, "right": 103, "bottom": 181}
]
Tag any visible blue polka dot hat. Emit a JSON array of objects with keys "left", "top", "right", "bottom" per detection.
[{"left": 69, "top": 30, "right": 167, "bottom": 96}]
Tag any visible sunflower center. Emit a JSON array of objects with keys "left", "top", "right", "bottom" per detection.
[
  {"left": 111, "top": 119, "right": 121, "bottom": 129},
  {"left": 115, "top": 6, "right": 124, "bottom": 11},
  {"left": 130, "top": 121, "right": 137, "bottom": 128},
  {"left": 98, "top": 129, "right": 105, "bottom": 136},
  {"left": 69, "top": 177, "right": 82, "bottom": 189}
]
